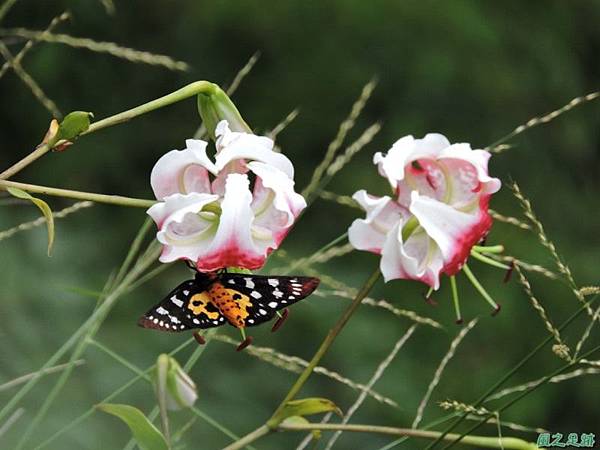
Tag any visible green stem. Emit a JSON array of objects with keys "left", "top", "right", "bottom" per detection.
[
  {"left": 86, "top": 81, "right": 218, "bottom": 134},
  {"left": 0, "top": 81, "right": 220, "bottom": 180},
  {"left": 223, "top": 267, "right": 381, "bottom": 450},
  {"left": 277, "top": 423, "right": 538, "bottom": 450},
  {"left": 222, "top": 425, "right": 270, "bottom": 450},
  {"left": 0, "top": 179, "right": 156, "bottom": 208},
  {"left": 0, "top": 144, "right": 51, "bottom": 180},
  {"left": 268, "top": 267, "right": 381, "bottom": 426}
]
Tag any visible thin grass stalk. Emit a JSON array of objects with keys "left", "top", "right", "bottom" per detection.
[
  {"left": 302, "top": 79, "right": 376, "bottom": 199},
  {"left": 0, "top": 408, "right": 24, "bottom": 437},
  {"left": 511, "top": 181, "right": 592, "bottom": 316},
  {"left": 34, "top": 339, "right": 195, "bottom": 450},
  {"left": 0, "top": 0, "right": 18, "bottom": 21},
  {"left": 514, "top": 265, "right": 570, "bottom": 360},
  {"left": 442, "top": 343, "right": 600, "bottom": 449},
  {"left": 323, "top": 325, "right": 418, "bottom": 450},
  {"left": 412, "top": 319, "right": 478, "bottom": 429},
  {"left": 0, "top": 41, "right": 61, "bottom": 117},
  {"left": 0, "top": 11, "right": 69, "bottom": 80},
  {"left": 574, "top": 304, "right": 600, "bottom": 357},
  {"left": 427, "top": 294, "right": 599, "bottom": 449},
  {"left": 210, "top": 334, "right": 398, "bottom": 409},
  {"left": 13, "top": 242, "right": 161, "bottom": 450},
  {"left": 486, "top": 91, "right": 600, "bottom": 152},
  {"left": 486, "top": 367, "right": 600, "bottom": 402},
  {"left": 0, "top": 360, "right": 85, "bottom": 392},
  {"left": 0, "top": 27, "right": 189, "bottom": 70},
  {"left": 0, "top": 201, "right": 92, "bottom": 242}
]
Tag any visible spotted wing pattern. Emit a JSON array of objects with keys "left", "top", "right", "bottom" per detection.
[
  {"left": 137, "top": 278, "right": 226, "bottom": 332},
  {"left": 218, "top": 274, "right": 320, "bottom": 327}
]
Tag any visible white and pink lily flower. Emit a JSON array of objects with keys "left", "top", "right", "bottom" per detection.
[
  {"left": 147, "top": 120, "right": 306, "bottom": 271},
  {"left": 349, "top": 133, "right": 501, "bottom": 292}
]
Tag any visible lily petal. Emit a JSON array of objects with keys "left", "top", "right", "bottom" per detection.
[
  {"left": 348, "top": 190, "right": 403, "bottom": 254},
  {"left": 151, "top": 139, "right": 217, "bottom": 200},
  {"left": 409, "top": 191, "right": 490, "bottom": 276},
  {"left": 374, "top": 133, "right": 450, "bottom": 189},
  {"left": 248, "top": 161, "right": 306, "bottom": 231},
  {"left": 438, "top": 144, "right": 501, "bottom": 207},
  {"left": 380, "top": 221, "right": 444, "bottom": 289},
  {"left": 147, "top": 192, "right": 220, "bottom": 263},
  {"left": 214, "top": 120, "right": 295, "bottom": 178},
  {"left": 197, "top": 173, "right": 271, "bottom": 271}
]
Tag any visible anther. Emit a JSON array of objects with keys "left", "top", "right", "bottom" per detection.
[
  {"left": 236, "top": 336, "right": 253, "bottom": 352},
  {"left": 193, "top": 332, "right": 206, "bottom": 345},
  {"left": 272, "top": 308, "right": 289, "bottom": 332},
  {"left": 503, "top": 260, "right": 515, "bottom": 283},
  {"left": 422, "top": 288, "right": 437, "bottom": 306},
  {"left": 491, "top": 303, "right": 502, "bottom": 317}
]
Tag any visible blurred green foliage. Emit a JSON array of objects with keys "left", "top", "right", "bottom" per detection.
[{"left": 1, "top": 1, "right": 599, "bottom": 449}]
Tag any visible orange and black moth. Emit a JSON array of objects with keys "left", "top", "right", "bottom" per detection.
[{"left": 138, "top": 271, "right": 320, "bottom": 332}]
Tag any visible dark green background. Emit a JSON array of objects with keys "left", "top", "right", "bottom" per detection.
[{"left": 1, "top": 1, "right": 599, "bottom": 449}]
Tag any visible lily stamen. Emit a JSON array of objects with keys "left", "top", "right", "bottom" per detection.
[
  {"left": 271, "top": 308, "right": 289, "bottom": 332},
  {"left": 462, "top": 264, "right": 501, "bottom": 316},
  {"left": 503, "top": 259, "right": 516, "bottom": 283},
  {"left": 423, "top": 286, "right": 437, "bottom": 306},
  {"left": 469, "top": 250, "right": 511, "bottom": 271},
  {"left": 472, "top": 244, "right": 504, "bottom": 254},
  {"left": 450, "top": 276, "right": 463, "bottom": 324},
  {"left": 236, "top": 327, "right": 253, "bottom": 352}
]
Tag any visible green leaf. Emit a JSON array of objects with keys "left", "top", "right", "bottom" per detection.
[
  {"left": 56, "top": 111, "right": 93, "bottom": 141},
  {"left": 269, "top": 397, "right": 342, "bottom": 427},
  {"left": 97, "top": 403, "right": 168, "bottom": 450},
  {"left": 7, "top": 187, "right": 54, "bottom": 256}
]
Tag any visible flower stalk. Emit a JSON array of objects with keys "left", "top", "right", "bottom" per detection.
[
  {"left": 224, "top": 267, "right": 381, "bottom": 450},
  {"left": 0, "top": 81, "right": 231, "bottom": 181},
  {"left": 277, "top": 422, "right": 540, "bottom": 449},
  {"left": 0, "top": 180, "right": 156, "bottom": 208}
]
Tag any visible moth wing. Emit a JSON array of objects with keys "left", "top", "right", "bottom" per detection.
[
  {"left": 218, "top": 274, "right": 320, "bottom": 327},
  {"left": 138, "top": 279, "right": 226, "bottom": 332}
]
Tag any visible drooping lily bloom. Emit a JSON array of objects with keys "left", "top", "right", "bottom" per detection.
[
  {"left": 349, "top": 134, "right": 501, "bottom": 289},
  {"left": 147, "top": 121, "right": 306, "bottom": 271}
]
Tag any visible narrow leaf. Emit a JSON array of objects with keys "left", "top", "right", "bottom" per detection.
[
  {"left": 7, "top": 187, "right": 55, "bottom": 256},
  {"left": 97, "top": 403, "right": 168, "bottom": 450},
  {"left": 271, "top": 397, "right": 342, "bottom": 426}
]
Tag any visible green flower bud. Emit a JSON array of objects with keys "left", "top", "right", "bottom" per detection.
[
  {"left": 197, "top": 85, "right": 251, "bottom": 140},
  {"left": 155, "top": 354, "right": 197, "bottom": 411}
]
